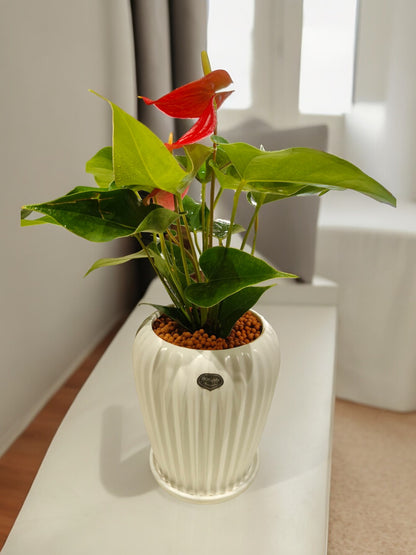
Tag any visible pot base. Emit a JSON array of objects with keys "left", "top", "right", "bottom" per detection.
[{"left": 149, "top": 449, "right": 259, "bottom": 504}]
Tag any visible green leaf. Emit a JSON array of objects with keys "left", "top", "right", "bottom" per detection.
[
  {"left": 185, "top": 247, "right": 295, "bottom": 307},
  {"left": 219, "top": 142, "right": 259, "bottom": 177},
  {"left": 142, "top": 244, "right": 190, "bottom": 307},
  {"left": 169, "top": 242, "right": 195, "bottom": 275},
  {"left": 209, "top": 161, "right": 242, "bottom": 189},
  {"left": 140, "top": 303, "right": 192, "bottom": 330},
  {"left": 182, "top": 195, "right": 209, "bottom": 231},
  {"left": 247, "top": 184, "right": 328, "bottom": 206},
  {"left": 20, "top": 212, "right": 60, "bottom": 227},
  {"left": 135, "top": 207, "right": 180, "bottom": 234},
  {"left": 85, "top": 146, "right": 113, "bottom": 187},
  {"left": 174, "top": 154, "right": 190, "bottom": 171},
  {"left": 183, "top": 143, "right": 212, "bottom": 177},
  {"left": 147, "top": 243, "right": 172, "bottom": 282},
  {"left": 181, "top": 196, "right": 242, "bottom": 238},
  {"left": 216, "top": 143, "right": 396, "bottom": 206},
  {"left": 216, "top": 285, "right": 273, "bottom": 337},
  {"left": 211, "top": 135, "right": 229, "bottom": 145},
  {"left": 85, "top": 250, "right": 149, "bottom": 276},
  {"left": 212, "top": 219, "right": 245, "bottom": 239},
  {"left": 21, "top": 188, "right": 166, "bottom": 242},
  {"left": 195, "top": 147, "right": 230, "bottom": 184},
  {"left": 90, "top": 90, "right": 188, "bottom": 193}
]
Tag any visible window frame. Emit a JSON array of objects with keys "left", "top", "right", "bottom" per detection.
[{"left": 214, "top": 0, "right": 351, "bottom": 154}]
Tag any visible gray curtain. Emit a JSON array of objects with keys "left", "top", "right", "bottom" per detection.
[
  {"left": 130, "top": 0, "right": 208, "bottom": 139},
  {"left": 128, "top": 0, "right": 208, "bottom": 297}
]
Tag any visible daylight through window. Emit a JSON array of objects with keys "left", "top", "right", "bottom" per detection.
[
  {"left": 207, "top": 0, "right": 255, "bottom": 110},
  {"left": 299, "top": 0, "right": 358, "bottom": 115}
]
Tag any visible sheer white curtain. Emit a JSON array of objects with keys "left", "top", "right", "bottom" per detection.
[{"left": 345, "top": 0, "right": 416, "bottom": 201}]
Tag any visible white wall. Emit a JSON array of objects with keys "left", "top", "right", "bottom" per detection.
[
  {"left": 343, "top": 0, "right": 416, "bottom": 201},
  {"left": 0, "top": 1, "right": 138, "bottom": 454}
]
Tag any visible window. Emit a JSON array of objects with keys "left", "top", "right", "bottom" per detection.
[
  {"left": 207, "top": 0, "right": 359, "bottom": 147},
  {"left": 207, "top": 0, "right": 255, "bottom": 109},
  {"left": 299, "top": 0, "right": 359, "bottom": 115}
]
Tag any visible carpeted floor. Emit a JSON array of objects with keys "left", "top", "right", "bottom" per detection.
[{"left": 328, "top": 399, "right": 416, "bottom": 554}]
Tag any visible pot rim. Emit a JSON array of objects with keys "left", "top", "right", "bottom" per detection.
[{"left": 136, "top": 308, "right": 271, "bottom": 353}]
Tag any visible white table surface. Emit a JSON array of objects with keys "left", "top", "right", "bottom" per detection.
[{"left": 3, "top": 280, "right": 337, "bottom": 554}]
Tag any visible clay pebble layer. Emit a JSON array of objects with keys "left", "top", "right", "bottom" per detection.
[{"left": 152, "top": 311, "right": 262, "bottom": 350}]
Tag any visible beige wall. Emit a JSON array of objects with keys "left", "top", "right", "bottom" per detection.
[{"left": 0, "top": 0, "right": 138, "bottom": 454}]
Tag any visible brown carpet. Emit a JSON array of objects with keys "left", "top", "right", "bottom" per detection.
[{"left": 328, "top": 399, "right": 416, "bottom": 554}]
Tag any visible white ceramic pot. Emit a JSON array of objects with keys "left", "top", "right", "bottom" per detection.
[{"left": 132, "top": 310, "right": 280, "bottom": 503}]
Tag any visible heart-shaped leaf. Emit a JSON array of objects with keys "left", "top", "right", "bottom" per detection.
[
  {"left": 182, "top": 195, "right": 209, "bottom": 231},
  {"left": 90, "top": 91, "right": 188, "bottom": 193},
  {"left": 135, "top": 207, "right": 179, "bottom": 234},
  {"left": 216, "top": 143, "right": 396, "bottom": 206},
  {"left": 183, "top": 143, "right": 212, "bottom": 177},
  {"left": 219, "top": 142, "right": 259, "bottom": 177},
  {"left": 195, "top": 146, "right": 230, "bottom": 184},
  {"left": 21, "top": 187, "right": 172, "bottom": 242},
  {"left": 184, "top": 247, "right": 295, "bottom": 307},
  {"left": 85, "top": 146, "right": 113, "bottom": 187},
  {"left": 216, "top": 285, "right": 273, "bottom": 337}
]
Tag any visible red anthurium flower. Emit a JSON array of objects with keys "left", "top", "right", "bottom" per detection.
[
  {"left": 165, "top": 91, "right": 233, "bottom": 151},
  {"left": 139, "top": 69, "right": 233, "bottom": 118},
  {"left": 214, "top": 90, "right": 234, "bottom": 110},
  {"left": 167, "top": 97, "right": 216, "bottom": 151},
  {"left": 144, "top": 183, "right": 189, "bottom": 211}
]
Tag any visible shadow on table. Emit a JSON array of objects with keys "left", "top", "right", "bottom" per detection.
[{"left": 100, "top": 405, "right": 156, "bottom": 497}]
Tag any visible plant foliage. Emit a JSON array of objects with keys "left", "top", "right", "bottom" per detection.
[{"left": 21, "top": 52, "right": 396, "bottom": 337}]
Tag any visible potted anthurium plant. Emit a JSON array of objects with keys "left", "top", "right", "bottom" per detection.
[{"left": 21, "top": 52, "right": 395, "bottom": 502}]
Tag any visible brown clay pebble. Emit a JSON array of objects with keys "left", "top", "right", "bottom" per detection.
[{"left": 152, "top": 311, "right": 262, "bottom": 350}]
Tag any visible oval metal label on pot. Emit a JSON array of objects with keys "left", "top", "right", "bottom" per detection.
[{"left": 197, "top": 373, "right": 224, "bottom": 391}]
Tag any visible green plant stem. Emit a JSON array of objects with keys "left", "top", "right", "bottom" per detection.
[
  {"left": 213, "top": 186, "right": 224, "bottom": 210},
  {"left": 175, "top": 194, "right": 205, "bottom": 329},
  {"left": 200, "top": 49, "right": 214, "bottom": 252},
  {"left": 251, "top": 213, "right": 259, "bottom": 255},
  {"left": 159, "top": 232, "right": 186, "bottom": 302},
  {"left": 208, "top": 177, "right": 215, "bottom": 248},
  {"left": 148, "top": 235, "right": 185, "bottom": 311},
  {"left": 226, "top": 185, "right": 243, "bottom": 248},
  {"left": 208, "top": 143, "right": 218, "bottom": 248},
  {"left": 167, "top": 227, "right": 200, "bottom": 268},
  {"left": 174, "top": 196, "right": 191, "bottom": 286},
  {"left": 135, "top": 234, "right": 190, "bottom": 321},
  {"left": 193, "top": 230, "right": 202, "bottom": 255},
  {"left": 166, "top": 231, "right": 176, "bottom": 262},
  {"left": 201, "top": 182, "right": 207, "bottom": 251},
  {"left": 176, "top": 194, "right": 202, "bottom": 282},
  {"left": 241, "top": 202, "right": 262, "bottom": 250},
  {"left": 166, "top": 228, "right": 180, "bottom": 247}
]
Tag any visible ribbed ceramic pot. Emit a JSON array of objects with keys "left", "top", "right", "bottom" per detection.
[{"left": 132, "top": 310, "right": 280, "bottom": 503}]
